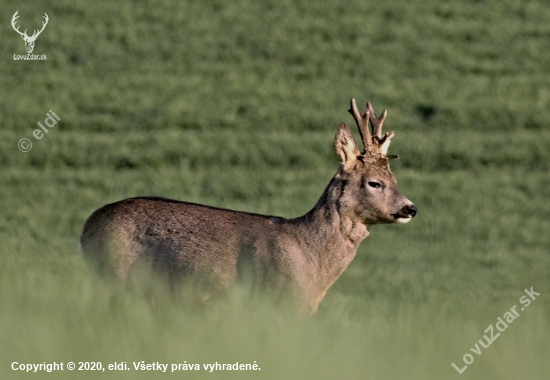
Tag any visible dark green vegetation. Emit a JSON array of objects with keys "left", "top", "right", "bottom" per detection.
[{"left": 1, "top": 0, "right": 549, "bottom": 378}]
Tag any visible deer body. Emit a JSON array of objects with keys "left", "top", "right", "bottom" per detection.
[{"left": 79, "top": 99, "right": 417, "bottom": 313}]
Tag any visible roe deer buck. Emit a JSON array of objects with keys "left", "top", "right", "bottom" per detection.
[{"left": 79, "top": 99, "right": 417, "bottom": 313}]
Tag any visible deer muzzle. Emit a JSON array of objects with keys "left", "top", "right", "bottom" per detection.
[{"left": 393, "top": 203, "right": 417, "bottom": 224}]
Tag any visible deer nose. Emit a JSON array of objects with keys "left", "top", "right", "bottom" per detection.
[{"left": 406, "top": 204, "right": 417, "bottom": 217}]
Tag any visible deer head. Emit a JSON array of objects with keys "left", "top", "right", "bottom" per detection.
[
  {"left": 11, "top": 11, "right": 49, "bottom": 54},
  {"left": 333, "top": 99, "right": 417, "bottom": 225}
]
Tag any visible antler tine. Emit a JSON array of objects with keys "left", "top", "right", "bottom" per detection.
[
  {"left": 11, "top": 11, "right": 27, "bottom": 38},
  {"left": 11, "top": 11, "right": 19, "bottom": 26},
  {"left": 348, "top": 98, "right": 371, "bottom": 151},
  {"left": 367, "top": 102, "right": 387, "bottom": 139}
]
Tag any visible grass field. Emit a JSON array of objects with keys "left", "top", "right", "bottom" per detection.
[{"left": 1, "top": 0, "right": 549, "bottom": 379}]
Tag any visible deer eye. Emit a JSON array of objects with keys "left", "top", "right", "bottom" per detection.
[{"left": 367, "top": 181, "right": 383, "bottom": 189}]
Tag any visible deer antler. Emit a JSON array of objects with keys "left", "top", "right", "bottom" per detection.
[
  {"left": 30, "top": 13, "right": 49, "bottom": 39},
  {"left": 367, "top": 102, "right": 395, "bottom": 156},
  {"left": 11, "top": 11, "right": 27, "bottom": 39},
  {"left": 349, "top": 99, "right": 398, "bottom": 158},
  {"left": 348, "top": 98, "right": 372, "bottom": 152},
  {"left": 366, "top": 102, "right": 387, "bottom": 139},
  {"left": 11, "top": 11, "right": 48, "bottom": 40}
]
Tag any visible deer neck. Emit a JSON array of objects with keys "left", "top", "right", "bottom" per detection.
[{"left": 292, "top": 177, "right": 370, "bottom": 267}]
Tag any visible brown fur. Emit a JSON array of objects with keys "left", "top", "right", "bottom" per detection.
[{"left": 79, "top": 99, "right": 417, "bottom": 314}]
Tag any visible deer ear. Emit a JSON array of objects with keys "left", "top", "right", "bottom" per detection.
[{"left": 334, "top": 123, "right": 360, "bottom": 168}]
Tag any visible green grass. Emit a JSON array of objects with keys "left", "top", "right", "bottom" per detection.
[{"left": 1, "top": 0, "right": 549, "bottom": 379}]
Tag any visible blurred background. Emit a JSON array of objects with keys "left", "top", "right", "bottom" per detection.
[{"left": 1, "top": 0, "right": 549, "bottom": 379}]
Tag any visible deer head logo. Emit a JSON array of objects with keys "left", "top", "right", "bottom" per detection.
[{"left": 11, "top": 11, "right": 49, "bottom": 54}]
